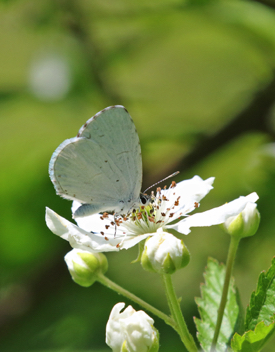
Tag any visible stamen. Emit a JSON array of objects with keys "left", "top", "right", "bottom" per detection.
[
  {"left": 171, "top": 181, "right": 176, "bottom": 188},
  {"left": 194, "top": 202, "right": 199, "bottom": 208}
]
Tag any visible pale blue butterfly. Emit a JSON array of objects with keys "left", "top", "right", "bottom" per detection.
[{"left": 49, "top": 105, "right": 150, "bottom": 218}]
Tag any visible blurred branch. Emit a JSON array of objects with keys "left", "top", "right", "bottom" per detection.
[
  {"left": 56, "top": 0, "right": 123, "bottom": 103},
  {"left": 252, "top": 0, "right": 275, "bottom": 10},
  {"left": 172, "top": 75, "right": 275, "bottom": 174}
]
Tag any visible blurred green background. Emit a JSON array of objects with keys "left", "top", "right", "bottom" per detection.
[{"left": 1, "top": 0, "right": 275, "bottom": 351}]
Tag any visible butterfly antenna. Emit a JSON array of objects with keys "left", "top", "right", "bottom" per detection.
[{"left": 143, "top": 171, "right": 180, "bottom": 193}]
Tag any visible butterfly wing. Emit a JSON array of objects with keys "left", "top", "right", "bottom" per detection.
[{"left": 49, "top": 105, "right": 142, "bottom": 215}]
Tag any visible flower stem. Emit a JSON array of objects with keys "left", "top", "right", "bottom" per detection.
[
  {"left": 161, "top": 273, "right": 198, "bottom": 352},
  {"left": 210, "top": 236, "right": 240, "bottom": 351},
  {"left": 96, "top": 273, "right": 176, "bottom": 329}
]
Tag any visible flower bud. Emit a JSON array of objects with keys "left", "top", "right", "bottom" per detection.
[
  {"left": 141, "top": 232, "right": 190, "bottom": 274},
  {"left": 106, "top": 302, "right": 159, "bottom": 352},
  {"left": 64, "top": 249, "right": 108, "bottom": 287},
  {"left": 221, "top": 201, "right": 260, "bottom": 239}
]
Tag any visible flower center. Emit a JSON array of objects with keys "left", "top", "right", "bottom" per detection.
[{"left": 98, "top": 180, "right": 186, "bottom": 237}]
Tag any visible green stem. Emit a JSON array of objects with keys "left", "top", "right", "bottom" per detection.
[
  {"left": 161, "top": 273, "right": 198, "bottom": 352},
  {"left": 97, "top": 273, "right": 176, "bottom": 329},
  {"left": 210, "top": 236, "right": 240, "bottom": 351}
]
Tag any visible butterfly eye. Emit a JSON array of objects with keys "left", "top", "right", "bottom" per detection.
[{"left": 140, "top": 193, "right": 150, "bottom": 205}]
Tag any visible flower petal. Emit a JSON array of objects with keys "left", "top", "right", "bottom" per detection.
[
  {"left": 46, "top": 207, "right": 121, "bottom": 252},
  {"left": 162, "top": 176, "right": 214, "bottom": 222},
  {"left": 72, "top": 201, "right": 98, "bottom": 232},
  {"left": 168, "top": 192, "right": 259, "bottom": 234},
  {"left": 106, "top": 302, "right": 157, "bottom": 352},
  {"left": 46, "top": 207, "right": 152, "bottom": 251}
]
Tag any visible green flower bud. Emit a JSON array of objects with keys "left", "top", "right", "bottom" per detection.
[
  {"left": 141, "top": 232, "right": 190, "bottom": 274},
  {"left": 65, "top": 249, "right": 108, "bottom": 287},
  {"left": 221, "top": 202, "right": 260, "bottom": 239}
]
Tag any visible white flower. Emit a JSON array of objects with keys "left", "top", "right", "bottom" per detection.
[
  {"left": 45, "top": 175, "right": 259, "bottom": 253},
  {"left": 141, "top": 231, "right": 190, "bottom": 274},
  {"left": 106, "top": 302, "right": 159, "bottom": 352}
]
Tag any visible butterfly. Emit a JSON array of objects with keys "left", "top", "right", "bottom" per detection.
[{"left": 49, "top": 105, "right": 150, "bottom": 218}]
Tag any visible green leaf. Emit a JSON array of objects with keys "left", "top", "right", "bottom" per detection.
[
  {"left": 231, "top": 321, "right": 275, "bottom": 352},
  {"left": 232, "top": 257, "right": 275, "bottom": 351},
  {"left": 194, "top": 258, "right": 241, "bottom": 352},
  {"left": 245, "top": 257, "right": 275, "bottom": 331}
]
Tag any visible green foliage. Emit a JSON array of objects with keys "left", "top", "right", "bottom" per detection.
[
  {"left": 231, "top": 321, "right": 275, "bottom": 352},
  {"left": 230, "top": 258, "right": 275, "bottom": 352},
  {"left": 245, "top": 257, "right": 275, "bottom": 330},
  {"left": 194, "top": 258, "right": 241, "bottom": 352}
]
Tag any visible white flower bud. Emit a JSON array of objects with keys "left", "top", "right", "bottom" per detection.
[
  {"left": 221, "top": 201, "right": 260, "bottom": 239},
  {"left": 64, "top": 249, "right": 108, "bottom": 287},
  {"left": 106, "top": 302, "right": 159, "bottom": 352},
  {"left": 141, "top": 232, "right": 190, "bottom": 274}
]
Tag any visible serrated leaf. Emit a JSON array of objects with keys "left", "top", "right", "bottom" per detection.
[
  {"left": 245, "top": 257, "right": 275, "bottom": 331},
  {"left": 195, "top": 258, "right": 241, "bottom": 352},
  {"left": 231, "top": 321, "right": 275, "bottom": 352}
]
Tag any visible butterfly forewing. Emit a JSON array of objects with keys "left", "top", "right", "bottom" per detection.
[{"left": 49, "top": 106, "right": 143, "bottom": 214}]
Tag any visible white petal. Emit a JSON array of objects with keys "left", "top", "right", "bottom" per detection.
[
  {"left": 46, "top": 207, "right": 152, "bottom": 252},
  {"left": 119, "top": 233, "right": 153, "bottom": 250},
  {"left": 163, "top": 176, "right": 214, "bottom": 219},
  {"left": 46, "top": 207, "right": 121, "bottom": 252},
  {"left": 72, "top": 201, "right": 114, "bottom": 233},
  {"left": 109, "top": 302, "right": 127, "bottom": 320},
  {"left": 106, "top": 303, "right": 127, "bottom": 352},
  {"left": 106, "top": 302, "right": 156, "bottom": 352},
  {"left": 168, "top": 192, "right": 259, "bottom": 234}
]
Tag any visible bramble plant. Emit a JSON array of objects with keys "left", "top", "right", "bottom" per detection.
[{"left": 45, "top": 174, "right": 275, "bottom": 352}]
